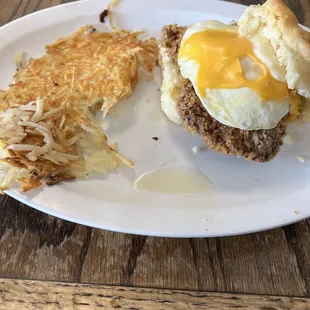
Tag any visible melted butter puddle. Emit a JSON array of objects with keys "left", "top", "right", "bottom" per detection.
[{"left": 134, "top": 167, "right": 215, "bottom": 194}]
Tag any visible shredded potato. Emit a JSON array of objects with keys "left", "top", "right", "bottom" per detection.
[
  {"left": 0, "top": 25, "right": 158, "bottom": 192},
  {"left": 107, "top": 0, "right": 121, "bottom": 31}
]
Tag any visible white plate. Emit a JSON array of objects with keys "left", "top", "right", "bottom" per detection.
[{"left": 1, "top": 0, "right": 310, "bottom": 237}]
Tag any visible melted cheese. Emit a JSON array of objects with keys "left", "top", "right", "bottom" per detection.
[{"left": 178, "top": 28, "right": 288, "bottom": 102}]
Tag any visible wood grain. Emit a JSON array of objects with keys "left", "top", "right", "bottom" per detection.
[
  {"left": 0, "top": 0, "right": 78, "bottom": 26},
  {"left": 0, "top": 278, "right": 309, "bottom": 310},
  {"left": 1, "top": 195, "right": 310, "bottom": 297},
  {"left": 0, "top": 0, "right": 309, "bottom": 299}
]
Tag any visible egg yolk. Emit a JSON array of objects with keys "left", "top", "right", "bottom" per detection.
[{"left": 179, "top": 29, "right": 288, "bottom": 101}]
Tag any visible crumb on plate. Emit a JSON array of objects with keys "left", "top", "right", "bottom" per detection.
[
  {"left": 100, "top": 9, "right": 109, "bottom": 23},
  {"left": 297, "top": 155, "right": 310, "bottom": 163},
  {"left": 283, "top": 133, "right": 293, "bottom": 145}
]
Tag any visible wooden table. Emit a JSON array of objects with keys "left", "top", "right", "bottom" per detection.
[{"left": 0, "top": 0, "right": 310, "bottom": 309}]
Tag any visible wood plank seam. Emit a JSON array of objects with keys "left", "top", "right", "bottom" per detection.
[{"left": 0, "top": 279, "right": 309, "bottom": 310}]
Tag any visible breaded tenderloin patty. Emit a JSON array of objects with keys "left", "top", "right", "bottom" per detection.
[{"left": 160, "top": 25, "right": 288, "bottom": 162}]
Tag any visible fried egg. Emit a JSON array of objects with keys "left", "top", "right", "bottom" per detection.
[{"left": 178, "top": 21, "right": 291, "bottom": 130}]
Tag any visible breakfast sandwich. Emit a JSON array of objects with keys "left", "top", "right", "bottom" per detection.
[{"left": 159, "top": 0, "right": 310, "bottom": 162}]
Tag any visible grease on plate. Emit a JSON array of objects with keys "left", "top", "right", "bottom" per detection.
[{"left": 134, "top": 167, "right": 214, "bottom": 194}]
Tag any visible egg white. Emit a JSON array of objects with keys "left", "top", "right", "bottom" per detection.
[
  {"left": 160, "top": 47, "right": 183, "bottom": 124},
  {"left": 178, "top": 21, "right": 290, "bottom": 130}
]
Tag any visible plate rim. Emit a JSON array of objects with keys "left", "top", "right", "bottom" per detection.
[{"left": 2, "top": 0, "right": 310, "bottom": 237}]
